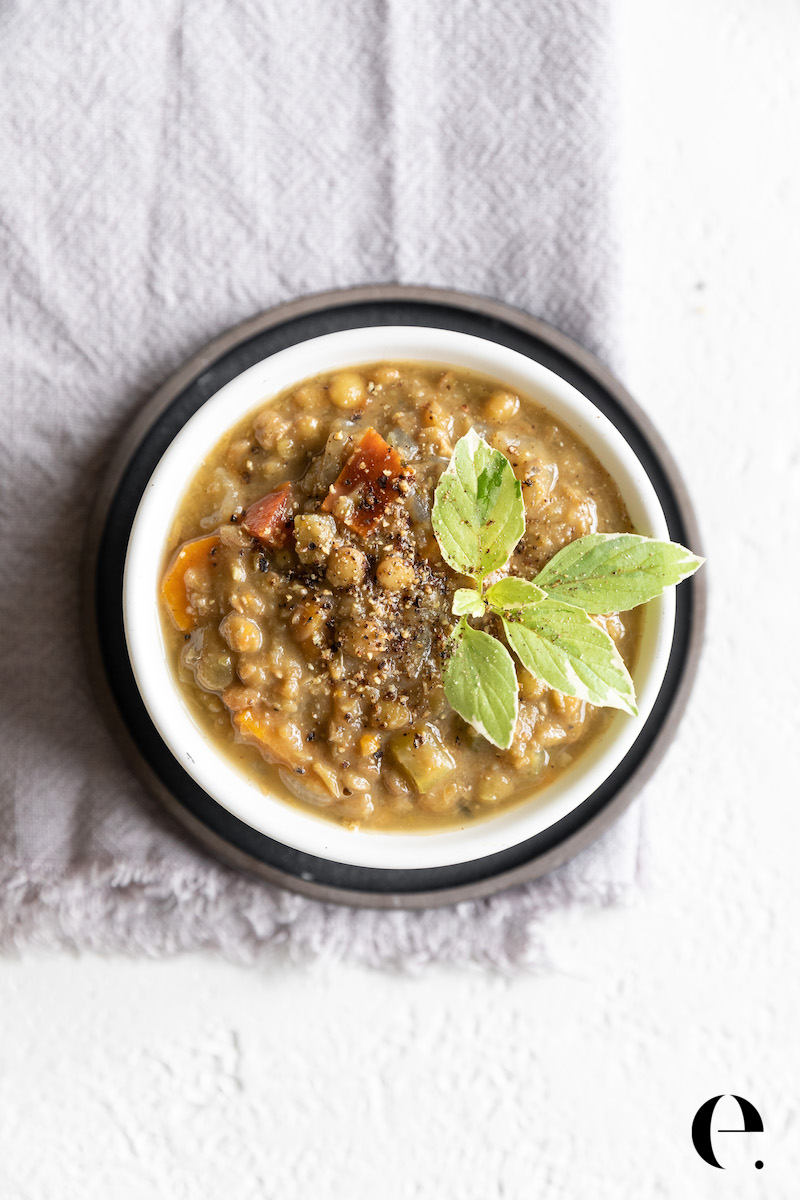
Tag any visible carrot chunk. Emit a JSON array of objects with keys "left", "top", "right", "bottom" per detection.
[
  {"left": 233, "top": 709, "right": 312, "bottom": 770},
  {"left": 241, "top": 483, "right": 294, "bottom": 547},
  {"left": 321, "top": 427, "right": 405, "bottom": 534},
  {"left": 161, "top": 534, "right": 220, "bottom": 632}
]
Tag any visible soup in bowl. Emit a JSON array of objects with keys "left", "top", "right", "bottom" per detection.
[{"left": 124, "top": 327, "right": 676, "bottom": 870}]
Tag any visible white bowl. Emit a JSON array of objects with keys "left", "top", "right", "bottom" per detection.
[{"left": 124, "top": 327, "right": 674, "bottom": 871}]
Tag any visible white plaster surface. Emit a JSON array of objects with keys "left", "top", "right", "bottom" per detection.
[{"left": 1, "top": 1, "right": 799, "bottom": 1195}]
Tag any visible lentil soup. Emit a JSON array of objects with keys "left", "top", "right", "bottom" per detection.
[{"left": 160, "top": 363, "right": 641, "bottom": 831}]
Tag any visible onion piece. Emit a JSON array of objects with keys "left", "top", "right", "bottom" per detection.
[
  {"left": 278, "top": 767, "right": 333, "bottom": 808},
  {"left": 386, "top": 428, "right": 419, "bottom": 460}
]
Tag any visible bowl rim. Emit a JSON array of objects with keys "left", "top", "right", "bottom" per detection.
[{"left": 122, "top": 324, "right": 675, "bottom": 871}]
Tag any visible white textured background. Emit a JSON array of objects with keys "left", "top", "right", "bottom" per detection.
[{"left": 1, "top": 1, "right": 798, "bottom": 1195}]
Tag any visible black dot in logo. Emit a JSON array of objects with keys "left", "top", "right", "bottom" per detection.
[{"left": 755, "top": 1161, "right": 764, "bottom": 1170}]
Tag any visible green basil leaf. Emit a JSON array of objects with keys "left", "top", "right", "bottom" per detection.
[
  {"left": 501, "top": 598, "right": 637, "bottom": 715},
  {"left": 486, "top": 576, "right": 546, "bottom": 610},
  {"left": 534, "top": 533, "right": 704, "bottom": 613},
  {"left": 432, "top": 429, "right": 525, "bottom": 582},
  {"left": 444, "top": 619, "right": 519, "bottom": 749},
  {"left": 452, "top": 588, "right": 486, "bottom": 618}
]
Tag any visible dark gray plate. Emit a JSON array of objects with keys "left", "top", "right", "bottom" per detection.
[{"left": 83, "top": 286, "right": 705, "bottom": 909}]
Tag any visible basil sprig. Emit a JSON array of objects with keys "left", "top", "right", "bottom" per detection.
[
  {"left": 432, "top": 432, "right": 704, "bottom": 749},
  {"left": 431, "top": 428, "right": 525, "bottom": 581}
]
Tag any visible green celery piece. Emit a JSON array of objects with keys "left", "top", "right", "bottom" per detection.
[{"left": 391, "top": 723, "right": 457, "bottom": 793}]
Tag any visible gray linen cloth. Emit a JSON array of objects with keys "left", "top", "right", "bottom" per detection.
[{"left": 0, "top": 0, "right": 639, "bottom": 968}]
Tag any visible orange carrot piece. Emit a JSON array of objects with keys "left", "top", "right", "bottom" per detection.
[
  {"left": 321, "top": 427, "right": 405, "bottom": 534},
  {"left": 233, "top": 709, "right": 312, "bottom": 770},
  {"left": 161, "top": 534, "right": 220, "bottom": 632},
  {"left": 241, "top": 482, "right": 294, "bottom": 547}
]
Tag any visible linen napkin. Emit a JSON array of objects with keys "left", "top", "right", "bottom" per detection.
[{"left": 0, "top": 0, "right": 639, "bottom": 968}]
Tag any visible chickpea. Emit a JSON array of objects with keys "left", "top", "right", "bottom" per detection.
[
  {"left": 326, "top": 544, "right": 368, "bottom": 589},
  {"left": 292, "top": 382, "right": 326, "bottom": 410},
  {"left": 409, "top": 380, "right": 435, "bottom": 404},
  {"left": 253, "top": 408, "right": 289, "bottom": 450},
  {"left": 294, "top": 513, "right": 336, "bottom": 566},
  {"left": 259, "top": 458, "right": 282, "bottom": 486},
  {"left": 242, "top": 590, "right": 267, "bottom": 619},
  {"left": 219, "top": 611, "right": 262, "bottom": 653},
  {"left": 340, "top": 618, "right": 389, "bottom": 660},
  {"left": 370, "top": 365, "right": 401, "bottom": 387},
  {"left": 420, "top": 399, "right": 447, "bottom": 429},
  {"left": 237, "top": 658, "right": 268, "bottom": 688},
  {"left": 484, "top": 389, "right": 520, "bottom": 424},
  {"left": 329, "top": 371, "right": 366, "bottom": 410},
  {"left": 376, "top": 555, "right": 415, "bottom": 592},
  {"left": 229, "top": 588, "right": 265, "bottom": 617},
  {"left": 332, "top": 685, "right": 362, "bottom": 728},
  {"left": 290, "top": 599, "right": 328, "bottom": 644},
  {"left": 418, "top": 428, "right": 452, "bottom": 458},
  {"left": 294, "top": 413, "right": 323, "bottom": 443},
  {"left": 398, "top": 372, "right": 427, "bottom": 400}
]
